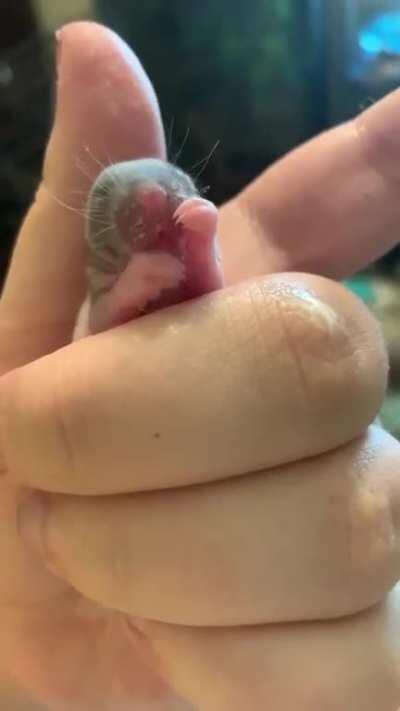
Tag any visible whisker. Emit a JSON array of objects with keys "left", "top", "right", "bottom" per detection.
[
  {"left": 100, "top": 140, "right": 133, "bottom": 196},
  {"left": 75, "top": 156, "right": 96, "bottom": 185},
  {"left": 69, "top": 188, "right": 92, "bottom": 196},
  {"left": 198, "top": 184, "right": 211, "bottom": 197},
  {"left": 101, "top": 142, "right": 117, "bottom": 170},
  {"left": 89, "top": 224, "right": 115, "bottom": 245},
  {"left": 99, "top": 142, "right": 126, "bottom": 195},
  {"left": 167, "top": 116, "right": 175, "bottom": 155},
  {"left": 42, "top": 184, "right": 86, "bottom": 219},
  {"left": 192, "top": 140, "right": 221, "bottom": 181},
  {"left": 83, "top": 144, "right": 108, "bottom": 172},
  {"left": 42, "top": 184, "right": 113, "bottom": 226},
  {"left": 172, "top": 126, "right": 191, "bottom": 165}
]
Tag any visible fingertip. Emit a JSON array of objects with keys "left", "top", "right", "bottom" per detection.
[
  {"left": 356, "top": 88, "right": 400, "bottom": 182},
  {"left": 46, "top": 20, "right": 165, "bottom": 193},
  {"left": 55, "top": 20, "right": 151, "bottom": 89},
  {"left": 220, "top": 87, "right": 400, "bottom": 284},
  {"left": 300, "top": 273, "right": 389, "bottom": 407}
]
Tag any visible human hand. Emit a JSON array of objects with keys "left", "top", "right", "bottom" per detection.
[{"left": 1, "top": 21, "right": 400, "bottom": 711}]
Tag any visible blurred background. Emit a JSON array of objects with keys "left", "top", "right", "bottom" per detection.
[{"left": 1, "top": 0, "right": 400, "bottom": 432}]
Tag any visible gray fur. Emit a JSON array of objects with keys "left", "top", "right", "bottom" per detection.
[{"left": 85, "top": 159, "right": 198, "bottom": 299}]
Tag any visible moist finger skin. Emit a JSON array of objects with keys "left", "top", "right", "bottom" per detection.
[
  {"left": 34, "top": 425, "right": 400, "bottom": 626},
  {"left": 0, "top": 272, "right": 388, "bottom": 494}
]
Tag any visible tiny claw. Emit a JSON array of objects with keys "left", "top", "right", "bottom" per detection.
[{"left": 174, "top": 197, "right": 218, "bottom": 234}]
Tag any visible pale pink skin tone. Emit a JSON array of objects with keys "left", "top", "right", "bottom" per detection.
[
  {"left": 74, "top": 184, "right": 222, "bottom": 339},
  {"left": 1, "top": 20, "right": 400, "bottom": 711}
]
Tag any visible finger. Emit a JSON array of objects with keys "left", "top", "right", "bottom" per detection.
[
  {"left": 219, "top": 89, "right": 400, "bottom": 285},
  {"left": 17, "top": 426, "right": 400, "bottom": 625},
  {"left": 0, "top": 274, "right": 387, "bottom": 494},
  {"left": 0, "top": 21, "right": 165, "bottom": 607},
  {"left": 0, "top": 21, "right": 165, "bottom": 374},
  {"left": 135, "top": 587, "right": 400, "bottom": 711}
]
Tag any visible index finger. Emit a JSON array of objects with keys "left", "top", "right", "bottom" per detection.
[
  {"left": 0, "top": 273, "right": 386, "bottom": 494},
  {"left": 219, "top": 90, "right": 400, "bottom": 284}
]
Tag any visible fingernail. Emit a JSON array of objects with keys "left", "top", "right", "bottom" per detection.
[{"left": 17, "top": 491, "right": 48, "bottom": 561}]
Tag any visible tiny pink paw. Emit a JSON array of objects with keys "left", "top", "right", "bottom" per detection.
[{"left": 174, "top": 197, "right": 218, "bottom": 235}]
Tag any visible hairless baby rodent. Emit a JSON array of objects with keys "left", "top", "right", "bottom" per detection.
[{"left": 73, "top": 158, "right": 223, "bottom": 339}]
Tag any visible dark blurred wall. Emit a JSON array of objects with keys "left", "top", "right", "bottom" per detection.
[
  {"left": 2, "top": 1, "right": 398, "bottom": 284},
  {"left": 0, "top": 1, "right": 328, "bottom": 284},
  {"left": 0, "top": 2, "right": 37, "bottom": 49},
  {"left": 95, "top": 0, "right": 325, "bottom": 204},
  {"left": 0, "top": 1, "right": 53, "bottom": 282}
]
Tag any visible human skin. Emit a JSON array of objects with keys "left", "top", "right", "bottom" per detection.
[{"left": 0, "top": 20, "right": 400, "bottom": 711}]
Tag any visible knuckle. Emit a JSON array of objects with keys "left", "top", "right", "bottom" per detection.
[
  {"left": 348, "top": 477, "right": 399, "bottom": 596},
  {"left": 256, "top": 278, "right": 386, "bottom": 431},
  {"left": 331, "top": 429, "right": 400, "bottom": 608}
]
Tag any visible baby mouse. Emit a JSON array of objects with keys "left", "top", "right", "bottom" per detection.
[{"left": 74, "top": 158, "right": 223, "bottom": 339}]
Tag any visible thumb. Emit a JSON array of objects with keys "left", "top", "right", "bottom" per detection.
[
  {"left": 0, "top": 21, "right": 165, "bottom": 376},
  {"left": 0, "top": 20, "right": 165, "bottom": 607}
]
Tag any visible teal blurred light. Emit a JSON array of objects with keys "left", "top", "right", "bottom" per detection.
[{"left": 359, "top": 11, "right": 400, "bottom": 55}]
